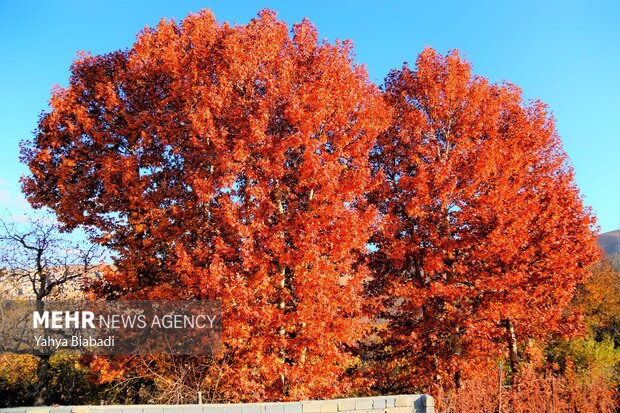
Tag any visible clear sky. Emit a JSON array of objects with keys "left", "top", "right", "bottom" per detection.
[{"left": 0, "top": 0, "right": 618, "bottom": 233}]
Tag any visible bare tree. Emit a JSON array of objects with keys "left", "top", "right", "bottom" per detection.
[
  {"left": 0, "top": 216, "right": 101, "bottom": 300},
  {"left": 0, "top": 215, "right": 102, "bottom": 405}
]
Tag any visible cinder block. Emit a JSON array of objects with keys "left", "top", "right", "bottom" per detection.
[
  {"left": 283, "top": 404, "right": 301, "bottom": 413},
  {"left": 394, "top": 397, "right": 412, "bottom": 408},
  {"left": 176, "top": 407, "right": 200, "bottom": 413},
  {"left": 91, "top": 408, "right": 123, "bottom": 413},
  {"left": 142, "top": 408, "right": 164, "bottom": 413},
  {"left": 355, "top": 399, "right": 373, "bottom": 410},
  {"left": 50, "top": 407, "right": 73, "bottom": 413},
  {"left": 217, "top": 406, "right": 242, "bottom": 413},
  {"left": 413, "top": 395, "right": 434, "bottom": 413},
  {"left": 121, "top": 407, "right": 143, "bottom": 413},
  {"left": 423, "top": 396, "right": 434, "bottom": 407},
  {"left": 319, "top": 402, "right": 337, "bottom": 413},
  {"left": 26, "top": 409, "right": 49, "bottom": 413},
  {"left": 156, "top": 407, "right": 183, "bottom": 413},
  {"left": 372, "top": 399, "right": 386, "bottom": 410},
  {"left": 241, "top": 404, "right": 262, "bottom": 413},
  {"left": 385, "top": 398, "right": 395, "bottom": 408},
  {"left": 301, "top": 402, "right": 322, "bottom": 413},
  {"left": 265, "top": 404, "right": 284, "bottom": 413},
  {"left": 336, "top": 399, "right": 355, "bottom": 412}
]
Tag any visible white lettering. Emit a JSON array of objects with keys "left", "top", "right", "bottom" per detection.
[{"left": 33, "top": 312, "right": 48, "bottom": 328}]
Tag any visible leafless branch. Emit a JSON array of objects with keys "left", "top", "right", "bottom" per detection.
[{"left": 0, "top": 215, "right": 103, "bottom": 300}]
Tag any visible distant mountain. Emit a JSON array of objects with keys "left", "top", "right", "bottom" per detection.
[{"left": 598, "top": 229, "right": 620, "bottom": 259}]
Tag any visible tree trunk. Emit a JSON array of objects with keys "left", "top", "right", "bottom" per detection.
[
  {"left": 504, "top": 318, "right": 519, "bottom": 382},
  {"left": 33, "top": 354, "right": 50, "bottom": 406},
  {"left": 33, "top": 299, "right": 50, "bottom": 406}
]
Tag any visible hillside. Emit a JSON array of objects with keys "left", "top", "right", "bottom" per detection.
[{"left": 598, "top": 228, "right": 620, "bottom": 259}]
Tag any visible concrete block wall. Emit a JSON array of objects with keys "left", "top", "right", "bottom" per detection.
[{"left": 0, "top": 395, "right": 434, "bottom": 413}]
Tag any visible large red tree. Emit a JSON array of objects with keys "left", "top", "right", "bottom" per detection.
[
  {"left": 368, "top": 48, "right": 599, "bottom": 393},
  {"left": 21, "top": 10, "right": 388, "bottom": 401}
]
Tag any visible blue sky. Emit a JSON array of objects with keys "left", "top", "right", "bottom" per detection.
[{"left": 0, "top": 0, "right": 618, "bottom": 232}]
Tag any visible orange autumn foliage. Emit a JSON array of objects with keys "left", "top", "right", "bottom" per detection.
[
  {"left": 573, "top": 258, "right": 620, "bottom": 339},
  {"left": 19, "top": 7, "right": 600, "bottom": 403},
  {"left": 21, "top": 10, "right": 388, "bottom": 401},
  {"left": 368, "top": 48, "right": 599, "bottom": 393}
]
